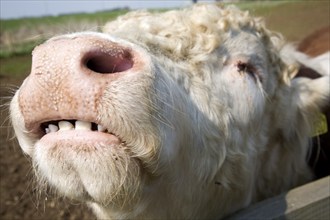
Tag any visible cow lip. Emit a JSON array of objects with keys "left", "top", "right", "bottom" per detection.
[{"left": 37, "top": 129, "right": 123, "bottom": 153}]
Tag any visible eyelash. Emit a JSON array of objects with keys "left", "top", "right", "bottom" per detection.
[{"left": 236, "top": 61, "right": 262, "bottom": 82}]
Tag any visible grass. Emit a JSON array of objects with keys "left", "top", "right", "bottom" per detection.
[
  {"left": 0, "top": 56, "right": 31, "bottom": 79},
  {"left": 0, "top": 1, "right": 329, "bottom": 79},
  {"left": 252, "top": 1, "right": 329, "bottom": 42},
  {"left": 0, "top": 9, "right": 130, "bottom": 59},
  {"left": 0, "top": 9, "right": 129, "bottom": 32},
  {"left": 0, "top": 39, "right": 45, "bottom": 58}
]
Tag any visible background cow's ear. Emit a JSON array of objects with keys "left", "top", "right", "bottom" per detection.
[
  {"left": 290, "top": 50, "right": 330, "bottom": 112},
  {"left": 279, "top": 45, "right": 329, "bottom": 112},
  {"left": 291, "top": 75, "right": 329, "bottom": 112},
  {"left": 280, "top": 45, "right": 329, "bottom": 80}
]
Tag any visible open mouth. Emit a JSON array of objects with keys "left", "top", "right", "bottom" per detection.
[{"left": 40, "top": 120, "right": 113, "bottom": 136}]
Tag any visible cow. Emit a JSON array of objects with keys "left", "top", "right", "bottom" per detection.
[
  {"left": 297, "top": 26, "right": 330, "bottom": 179},
  {"left": 9, "top": 4, "right": 330, "bottom": 219}
]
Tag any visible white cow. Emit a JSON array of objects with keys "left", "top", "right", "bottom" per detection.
[{"left": 10, "top": 4, "right": 330, "bottom": 219}]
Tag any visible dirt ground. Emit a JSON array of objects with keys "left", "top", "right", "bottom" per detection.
[{"left": 1, "top": 3, "right": 329, "bottom": 220}]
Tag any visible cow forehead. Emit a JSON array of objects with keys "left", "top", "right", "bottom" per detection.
[
  {"left": 103, "top": 4, "right": 276, "bottom": 63},
  {"left": 220, "top": 30, "right": 267, "bottom": 61}
]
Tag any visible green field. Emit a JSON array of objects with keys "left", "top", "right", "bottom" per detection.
[
  {"left": 0, "top": 1, "right": 329, "bottom": 80},
  {"left": 0, "top": 9, "right": 130, "bottom": 58}
]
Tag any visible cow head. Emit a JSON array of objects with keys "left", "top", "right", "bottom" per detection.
[{"left": 10, "top": 4, "right": 329, "bottom": 219}]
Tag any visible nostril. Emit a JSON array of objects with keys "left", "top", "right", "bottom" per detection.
[{"left": 85, "top": 50, "right": 133, "bottom": 74}]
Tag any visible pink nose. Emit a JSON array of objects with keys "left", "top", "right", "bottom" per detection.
[{"left": 18, "top": 34, "right": 138, "bottom": 131}]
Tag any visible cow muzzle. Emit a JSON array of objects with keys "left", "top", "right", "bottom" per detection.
[{"left": 17, "top": 33, "right": 148, "bottom": 135}]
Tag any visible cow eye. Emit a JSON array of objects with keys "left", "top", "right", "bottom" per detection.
[
  {"left": 237, "top": 61, "right": 254, "bottom": 76},
  {"left": 236, "top": 61, "right": 261, "bottom": 82}
]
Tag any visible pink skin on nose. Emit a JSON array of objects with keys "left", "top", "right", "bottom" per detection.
[{"left": 18, "top": 35, "right": 140, "bottom": 133}]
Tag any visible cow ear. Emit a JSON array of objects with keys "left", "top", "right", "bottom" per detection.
[
  {"left": 285, "top": 49, "right": 330, "bottom": 112},
  {"left": 291, "top": 63, "right": 329, "bottom": 113}
]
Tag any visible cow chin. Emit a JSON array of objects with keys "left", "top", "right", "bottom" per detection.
[{"left": 32, "top": 136, "right": 143, "bottom": 208}]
